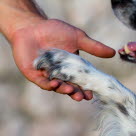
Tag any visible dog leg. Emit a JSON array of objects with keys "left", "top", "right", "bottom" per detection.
[{"left": 34, "top": 49, "right": 136, "bottom": 136}]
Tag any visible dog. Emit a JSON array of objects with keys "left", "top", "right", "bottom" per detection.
[
  {"left": 111, "top": 0, "right": 136, "bottom": 63},
  {"left": 34, "top": 49, "right": 136, "bottom": 136},
  {"left": 33, "top": 1, "right": 136, "bottom": 136}
]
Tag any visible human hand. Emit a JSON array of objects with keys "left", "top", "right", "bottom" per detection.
[
  {"left": 0, "top": 0, "right": 115, "bottom": 101},
  {"left": 10, "top": 19, "right": 115, "bottom": 101}
]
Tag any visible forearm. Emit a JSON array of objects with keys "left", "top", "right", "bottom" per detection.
[{"left": 0, "top": 0, "right": 47, "bottom": 40}]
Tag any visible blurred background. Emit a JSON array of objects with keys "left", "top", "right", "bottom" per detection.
[{"left": 0, "top": 0, "right": 136, "bottom": 136}]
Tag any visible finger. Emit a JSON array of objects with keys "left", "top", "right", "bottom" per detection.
[
  {"left": 54, "top": 81, "right": 85, "bottom": 101},
  {"left": 55, "top": 82, "right": 75, "bottom": 94},
  {"left": 24, "top": 69, "right": 88, "bottom": 101},
  {"left": 78, "top": 35, "right": 116, "bottom": 58},
  {"left": 69, "top": 90, "right": 84, "bottom": 102},
  {"left": 66, "top": 82, "right": 93, "bottom": 101},
  {"left": 24, "top": 70, "right": 62, "bottom": 91},
  {"left": 34, "top": 77, "right": 62, "bottom": 91},
  {"left": 83, "top": 90, "right": 93, "bottom": 100}
]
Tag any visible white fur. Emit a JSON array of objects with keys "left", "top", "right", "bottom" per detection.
[{"left": 34, "top": 49, "right": 136, "bottom": 136}]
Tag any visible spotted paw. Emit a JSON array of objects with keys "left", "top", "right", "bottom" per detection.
[{"left": 34, "top": 49, "right": 93, "bottom": 88}]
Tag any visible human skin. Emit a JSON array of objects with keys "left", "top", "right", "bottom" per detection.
[{"left": 0, "top": 0, "right": 116, "bottom": 101}]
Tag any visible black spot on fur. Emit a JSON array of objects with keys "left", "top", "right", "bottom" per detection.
[
  {"left": 44, "top": 52, "right": 53, "bottom": 61},
  {"left": 108, "top": 86, "right": 115, "bottom": 89},
  {"left": 55, "top": 60, "right": 62, "bottom": 65},
  {"left": 36, "top": 52, "right": 55, "bottom": 70},
  {"left": 36, "top": 61, "right": 44, "bottom": 70},
  {"left": 111, "top": 0, "right": 136, "bottom": 30},
  {"left": 112, "top": 0, "right": 133, "bottom": 7},
  {"left": 84, "top": 69, "right": 90, "bottom": 73},
  {"left": 101, "top": 100, "right": 108, "bottom": 105},
  {"left": 111, "top": 0, "right": 133, "bottom": 8},
  {"left": 117, "top": 103, "right": 129, "bottom": 116},
  {"left": 61, "top": 74, "right": 74, "bottom": 81},
  {"left": 69, "top": 76, "right": 75, "bottom": 81},
  {"left": 129, "top": 11, "right": 136, "bottom": 29},
  {"left": 62, "top": 74, "right": 68, "bottom": 80},
  {"left": 78, "top": 69, "right": 90, "bottom": 73},
  {"left": 49, "top": 65, "right": 61, "bottom": 73}
]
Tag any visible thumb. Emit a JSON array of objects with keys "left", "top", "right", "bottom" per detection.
[{"left": 78, "top": 35, "right": 116, "bottom": 58}]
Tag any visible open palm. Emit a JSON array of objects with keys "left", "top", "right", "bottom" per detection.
[{"left": 11, "top": 19, "right": 115, "bottom": 101}]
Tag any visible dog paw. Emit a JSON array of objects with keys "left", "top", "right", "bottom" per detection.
[
  {"left": 34, "top": 49, "right": 124, "bottom": 100},
  {"left": 34, "top": 49, "right": 92, "bottom": 89}
]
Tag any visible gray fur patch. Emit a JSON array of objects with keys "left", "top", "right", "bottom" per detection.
[{"left": 117, "top": 103, "right": 129, "bottom": 116}]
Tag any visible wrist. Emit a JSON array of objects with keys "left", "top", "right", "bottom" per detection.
[{"left": 0, "top": 0, "right": 47, "bottom": 41}]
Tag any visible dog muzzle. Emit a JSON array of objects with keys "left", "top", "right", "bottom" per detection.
[{"left": 111, "top": 0, "right": 136, "bottom": 63}]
